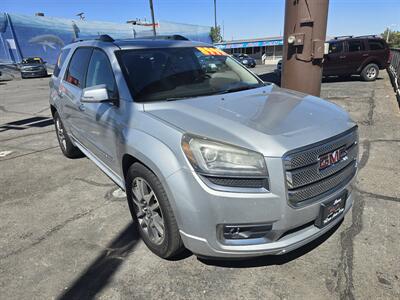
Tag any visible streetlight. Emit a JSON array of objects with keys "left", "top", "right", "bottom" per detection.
[{"left": 76, "top": 12, "right": 85, "bottom": 20}]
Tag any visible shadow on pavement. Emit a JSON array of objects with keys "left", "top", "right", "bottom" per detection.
[
  {"left": 0, "top": 116, "right": 54, "bottom": 133},
  {"left": 257, "top": 72, "right": 383, "bottom": 86},
  {"left": 58, "top": 222, "right": 140, "bottom": 300},
  {"left": 323, "top": 75, "right": 383, "bottom": 83},
  {"left": 198, "top": 220, "right": 343, "bottom": 268}
]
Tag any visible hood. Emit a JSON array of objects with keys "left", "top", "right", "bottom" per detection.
[{"left": 144, "top": 85, "right": 356, "bottom": 157}]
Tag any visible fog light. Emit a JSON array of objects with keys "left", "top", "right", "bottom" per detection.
[{"left": 222, "top": 224, "right": 272, "bottom": 240}]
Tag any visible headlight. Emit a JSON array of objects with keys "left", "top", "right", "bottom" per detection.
[
  {"left": 181, "top": 134, "right": 267, "bottom": 176},
  {"left": 242, "top": 59, "right": 248, "bottom": 64}
]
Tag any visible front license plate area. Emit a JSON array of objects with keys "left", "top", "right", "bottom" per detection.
[{"left": 315, "top": 191, "right": 347, "bottom": 228}]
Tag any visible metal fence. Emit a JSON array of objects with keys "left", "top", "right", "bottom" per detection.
[{"left": 388, "top": 49, "right": 400, "bottom": 107}]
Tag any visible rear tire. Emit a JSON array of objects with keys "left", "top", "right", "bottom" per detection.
[
  {"left": 53, "top": 111, "right": 84, "bottom": 158},
  {"left": 361, "top": 63, "right": 379, "bottom": 81},
  {"left": 126, "top": 162, "right": 184, "bottom": 259}
]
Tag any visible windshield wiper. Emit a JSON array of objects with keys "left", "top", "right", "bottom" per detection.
[
  {"left": 165, "top": 91, "right": 220, "bottom": 101},
  {"left": 217, "top": 84, "right": 264, "bottom": 95},
  {"left": 165, "top": 96, "right": 193, "bottom": 101}
]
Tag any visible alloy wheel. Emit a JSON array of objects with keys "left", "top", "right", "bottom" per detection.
[
  {"left": 366, "top": 67, "right": 377, "bottom": 79},
  {"left": 132, "top": 177, "right": 165, "bottom": 245},
  {"left": 55, "top": 118, "right": 67, "bottom": 149}
]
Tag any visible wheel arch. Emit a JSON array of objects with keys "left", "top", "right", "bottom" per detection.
[
  {"left": 358, "top": 58, "right": 382, "bottom": 73},
  {"left": 120, "top": 130, "right": 185, "bottom": 228}
]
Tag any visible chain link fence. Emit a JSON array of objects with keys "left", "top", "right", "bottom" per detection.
[{"left": 388, "top": 49, "right": 400, "bottom": 107}]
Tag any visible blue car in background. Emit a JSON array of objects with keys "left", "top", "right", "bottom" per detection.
[
  {"left": 232, "top": 53, "right": 256, "bottom": 68},
  {"left": 20, "top": 57, "right": 48, "bottom": 79}
]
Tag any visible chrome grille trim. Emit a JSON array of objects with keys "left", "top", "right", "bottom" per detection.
[
  {"left": 288, "top": 161, "right": 357, "bottom": 204},
  {"left": 284, "top": 128, "right": 358, "bottom": 171},
  {"left": 286, "top": 142, "right": 358, "bottom": 189},
  {"left": 283, "top": 127, "right": 358, "bottom": 206}
]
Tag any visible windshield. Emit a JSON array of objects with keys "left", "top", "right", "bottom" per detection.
[
  {"left": 22, "top": 58, "right": 43, "bottom": 64},
  {"left": 117, "top": 47, "right": 263, "bottom": 102}
]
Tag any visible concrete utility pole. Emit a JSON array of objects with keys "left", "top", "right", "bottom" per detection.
[
  {"left": 149, "top": 0, "right": 156, "bottom": 36},
  {"left": 281, "top": 0, "right": 329, "bottom": 96}
]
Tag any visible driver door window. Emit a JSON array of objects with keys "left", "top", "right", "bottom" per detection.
[{"left": 85, "top": 49, "right": 117, "bottom": 97}]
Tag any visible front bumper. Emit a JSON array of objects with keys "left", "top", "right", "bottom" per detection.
[
  {"left": 21, "top": 69, "right": 47, "bottom": 78},
  {"left": 165, "top": 157, "right": 355, "bottom": 258}
]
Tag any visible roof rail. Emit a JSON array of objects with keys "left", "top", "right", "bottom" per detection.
[
  {"left": 73, "top": 34, "right": 115, "bottom": 43},
  {"left": 138, "top": 34, "right": 189, "bottom": 41},
  {"left": 354, "top": 34, "right": 381, "bottom": 39},
  {"left": 333, "top": 35, "right": 353, "bottom": 40}
]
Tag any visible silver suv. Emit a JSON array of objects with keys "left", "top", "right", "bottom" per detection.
[{"left": 49, "top": 35, "right": 358, "bottom": 259}]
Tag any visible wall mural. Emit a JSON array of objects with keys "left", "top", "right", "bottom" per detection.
[{"left": 0, "top": 12, "right": 212, "bottom": 65}]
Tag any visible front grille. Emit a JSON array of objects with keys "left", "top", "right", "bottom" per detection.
[
  {"left": 284, "top": 127, "right": 358, "bottom": 206},
  {"left": 24, "top": 67, "right": 40, "bottom": 71}
]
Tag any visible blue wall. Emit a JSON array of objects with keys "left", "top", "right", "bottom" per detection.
[{"left": 0, "top": 12, "right": 212, "bottom": 65}]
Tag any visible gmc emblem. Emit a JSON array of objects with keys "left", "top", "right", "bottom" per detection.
[{"left": 319, "top": 147, "right": 347, "bottom": 170}]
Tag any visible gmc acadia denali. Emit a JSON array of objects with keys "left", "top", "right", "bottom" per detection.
[{"left": 49, "top": 35, "right": 358, "bottom": 259}]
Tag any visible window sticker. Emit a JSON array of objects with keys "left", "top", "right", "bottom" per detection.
[{"left": 196, "top": 47, "right": 227, "bottom": 56}]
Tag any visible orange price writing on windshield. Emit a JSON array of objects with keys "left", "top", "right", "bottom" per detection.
[{"left": 196, "top": 47, "right": 227, "bottom": 56}]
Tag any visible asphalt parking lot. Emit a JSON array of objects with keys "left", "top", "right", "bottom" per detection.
[{"left": 1, "top": 65, "right": 399, "bottom": 299}]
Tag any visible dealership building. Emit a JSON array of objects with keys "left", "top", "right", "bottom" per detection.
[{"left": 215, "top": 36, "right": 283, "bottom": 63}]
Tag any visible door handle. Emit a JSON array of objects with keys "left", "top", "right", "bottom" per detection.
[
  {"left": 79, "top": 103, "right": 86, "bottom": 111},
  {"left": 339, "top": 56, "right": 346, "bottom": 59},
  {"left": 362, "top": 53, "right": 369, "bottom": 57}
]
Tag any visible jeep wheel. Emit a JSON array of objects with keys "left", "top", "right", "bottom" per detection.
[
  {"left": 54, "top": 111, "right": 84, "bottom": 158},
  {"left": 361, "top": 64, "right": 379, "bottom": 81},
  {"left": 126, "top": 163, "right": 184, "bottom": 259}
]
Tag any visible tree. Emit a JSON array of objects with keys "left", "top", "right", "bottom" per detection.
[
  {"left": 382, "top": 29, "right": 400, "bottom": 48},
  {"left": 210, "top": 26, "right": 223, "bottom": 43}
]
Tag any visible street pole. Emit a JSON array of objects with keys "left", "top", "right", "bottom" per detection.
[
  {"left": 214, "top": 0, "right": 217, "bottom": 28},
  {"left": 386, "top": 28, "right": 390, "bottom": 43},
  {"left": 149, "top": 0, "right": 156, "bottom": 36},
  {"left": 281, "top": 0, "right": 329, "bottom": 97}
]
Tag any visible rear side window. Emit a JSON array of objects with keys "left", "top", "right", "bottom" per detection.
[
  {"left": 368, "top": 40, "right": 385, "bottom": 51},
  {"left": 348, "top": 40, "right": 365, "bottom": 52},
  {"left": 64, "top": 48, "right": 92, "bottom": 88},
  {"left": 85, "top": 49, "right": 116, "bottom": 95},
  {"left": 53, "top": 49, "right": 70, "bottom": 77},
  {"left": 329, "top": 41, "right": 343, "bottom": 54}
]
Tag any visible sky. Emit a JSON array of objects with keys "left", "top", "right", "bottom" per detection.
[{"left": 2, "top": 0, "right": 400, "bottom": 41}]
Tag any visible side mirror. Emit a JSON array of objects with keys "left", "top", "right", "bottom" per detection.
[{"left": 81, "top": 84, "right": 114, "bottom": 103}]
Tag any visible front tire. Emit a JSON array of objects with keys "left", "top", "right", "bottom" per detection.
[
  {"left": 126, "top": 163, "right": 184, "bottom": 259},
  {"left": 53, "top": 111, "right": 84, "bottom": 158},
  {"left": 361, "top": 63, "right": 379, "bottom": 81}
]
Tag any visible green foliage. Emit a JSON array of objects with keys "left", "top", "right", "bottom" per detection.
[
  {"left": 382, "top": 29, "right": 400, "bottom": 48},
  {"left": 210, "top": 26, "right": 223, "bottom": 43}
]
